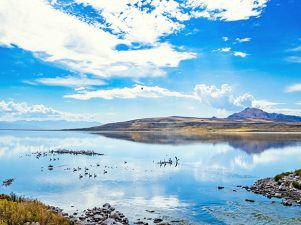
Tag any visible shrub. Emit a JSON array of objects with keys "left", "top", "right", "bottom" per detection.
[
  {"left": 274, "top": 172, "right": 292, "bottom": 182},
  {"left": 292, "top": 181, "right": 301, "bottom": 190},
  {"left": 295, "top": 169, "right": 301, "bottom": 177},
  {"left": 0, "top": 194, "right": 73, "bottom": 225}
]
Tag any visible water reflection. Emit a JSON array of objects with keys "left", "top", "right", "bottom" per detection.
[
  {"left": 0, "top": 131, "right": 301, "bottom": 224},
  {"left": 96, "top": 131, "right": 301, "bottom": 154}
]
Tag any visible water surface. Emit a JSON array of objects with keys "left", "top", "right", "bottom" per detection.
[{"left": 1, "top": 130, "right": 301, "bottom": 224}]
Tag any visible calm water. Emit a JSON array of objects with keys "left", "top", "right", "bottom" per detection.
[{"left": 1, "top": 131, "right": 301, "bottom": 224}]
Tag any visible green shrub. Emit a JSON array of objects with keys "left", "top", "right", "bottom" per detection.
[
  {"left": 292, "top": 181, "right": 301, "bottom": 190},
  {"left": 295, "top": 169, "right": 301, "bottom": 177},
  {"left": 274, "top": 172, "right": 292, "bottom": 182},
  {"left": 0, "top": 194, "right": 73, "bottom": 225}
]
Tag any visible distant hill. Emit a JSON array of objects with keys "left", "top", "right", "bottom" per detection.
[
  {"left": 73, "top": 108, "right": 301, "bottom": 133},
  {"left": 0, "top": 120, "right": 100, "bottom": 130},
  {"left": 228, "top": 108, "right": 301, "bottom": 122}
]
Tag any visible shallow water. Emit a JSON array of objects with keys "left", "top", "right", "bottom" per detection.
[{"left": 1, "top": 130, "right": 301, "bottom": 224}]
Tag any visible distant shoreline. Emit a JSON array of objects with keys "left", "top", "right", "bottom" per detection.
[{"left": 2, "top": 128, "right": 301, "bottom": 134}]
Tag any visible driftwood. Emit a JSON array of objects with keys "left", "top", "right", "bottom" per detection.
[{"left": 157, "top": 157, "right": 179, "bottom": 167}]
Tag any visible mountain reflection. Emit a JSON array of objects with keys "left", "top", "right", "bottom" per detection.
[{"left": 95, "top": 132, "right": 301, "bottom": 154}]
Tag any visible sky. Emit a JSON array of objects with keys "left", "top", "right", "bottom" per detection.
[{"left": 0, "top": 0, "right": 300, "bottom": 124}]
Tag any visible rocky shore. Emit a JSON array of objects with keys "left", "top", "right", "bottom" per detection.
[
  {"left": 53, "top": 203, "right": 173, "bottom": 225},
  {"left": 244, "top": 169, "right": 301, "bottom": 206}
]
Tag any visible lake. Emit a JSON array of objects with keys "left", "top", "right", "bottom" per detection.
[{"left": 1, "top": 130, "right": 301, "bottom": 225}]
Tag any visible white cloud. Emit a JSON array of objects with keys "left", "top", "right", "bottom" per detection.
[
  {"left": 289, "top": 46, "right": 301, "bottom": 52},
  {"left": 0, "top": 0, "right": 268, "bottom": 79},
  {"left": 65, "top": 83, "right": 301, "bottom": 117},
  {"left": 28, "top": 76, "right": 106, "bottom": 87},
  {"left": 74, "top": 0, "right": 188, "bottom": 44},
  {"left": 222, "top": 36, "right": 229, "bottom": 42},
  {"left": 287, "top": 56, "right": 301, "bottom": 63},
  {"left": 65, "top": 83, "right": 254, "bottom": 112},
  {"left": 233, "top": 51, "right": 248, "bottom": 58},
  {"left": 75, "top": 0, "right": 268, "bottom": 41},
  {"left": 285, "top": 83, "right": 301, "bottom": 93},
  {"left": 214, "top": 48, "right": 248, "bottom": 58},
  {"left": 65, "top": 84, "right": 195, "bottom": 100},
  {"left": 193, "top": 84, "right": 254, "bottom": 110},
  {"left": 0, "top": 0, "right": 195, "bottom": 78},
  {"left": 0, "top": 100, "right": 99, "bottom": 122},
  {"left": 187, "top": 0, "right": 269, "bottom": 21},
  {"left": 236, "top": 37, "right": 251, "bottom": 43},
  {"left": 215, "top": 47, "right": 232, "bottom": 53}
]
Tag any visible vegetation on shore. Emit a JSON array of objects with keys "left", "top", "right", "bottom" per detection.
[
  {"left": 274, "top": 169, "right": 301, "bottom": 182},
  {"left": 0, "top": 193, "right": 73, "bottom": 225}
]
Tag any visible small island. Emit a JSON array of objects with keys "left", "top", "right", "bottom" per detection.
[{"left": 71, "top": 108, "right": 301, "bottom": 133}]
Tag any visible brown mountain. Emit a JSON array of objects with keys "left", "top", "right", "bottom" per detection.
[
  {"left": 228, "top": 107, "right": 301, "bottom": 122},
  {"left": 73, "top": 108, "right": 301, "bottom": 133}
]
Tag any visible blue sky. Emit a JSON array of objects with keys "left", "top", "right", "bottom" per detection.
[{"left": 0, "top": 0, "right": 300, "bottom": 123}]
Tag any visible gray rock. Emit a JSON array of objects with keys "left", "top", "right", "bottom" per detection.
[{"left": 101, "top": 218, "right": 116, "bottom": 225}]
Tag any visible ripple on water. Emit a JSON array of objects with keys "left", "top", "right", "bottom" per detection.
[{"left": 204, "top": 201, "right": 301, "bottom": 225}]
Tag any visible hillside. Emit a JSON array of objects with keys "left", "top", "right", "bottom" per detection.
[
  {"left": 74, "top": 108, "right": 301, "bottom": 133},
  {"left": 228, "top": 107, "right": 301, "bottom": 122}
]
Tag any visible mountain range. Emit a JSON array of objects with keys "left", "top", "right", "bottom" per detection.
[
  {"left": 74, "top": 108, "right": 301, "bottom": 133},
  {"left": 228, "top": 107, "right": 301, "bottom": 122}
]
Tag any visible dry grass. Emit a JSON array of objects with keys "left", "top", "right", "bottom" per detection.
[{"left": 0, "top": 194, "right": 74, "bottom": 225}]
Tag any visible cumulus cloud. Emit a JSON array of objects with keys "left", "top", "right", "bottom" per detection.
[
  {"left": 65, "top": 83, "right": 256, "bottom": 112},
  {"left": 287, "top": 56, "right": 301, "bottom": 63},
  {"left": 214, "top": 48, "right": 248, "bottom": 58},
  {"left": 193, "top": 84, "right": 254, "bottom": 110},
  {"left": 187, "top": 0, "right": 269, "bottom": 21},
  {"left": 0, "top": 0, "right": 268, "bottom": 78},
  {"left": 0, "top": 100, "right": 99, "bottom": 122},
  {"left": 65, "top": 85, "right": 195, "bottom": 100},
  {"left": 222, "top": 37, "right": 229, "bottom": 42},
  {"left": 285, "top": 83, "right": 301, "bottom": 93},
  {"left": 233, "top": 51, "right": 248, "bottom": 58},
  {"left": 236, "top": 37, "right": 251, "bottom": 43},
  {"left": 289, "top": 46, "right": 301, "bottom": 52},
  {"left": 215, "top": 47, "right": 232, "bottom": 53},
  {"left": 65, "top": 83, "right": 301, "bottom": 116},
  {"left": 0, "top": 0, "right": 195, "bottom": 78},
  {"left": 27, "top": 76, "right": 106, "bottom": 88}
]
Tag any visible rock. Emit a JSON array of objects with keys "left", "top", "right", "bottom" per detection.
[
  {"left": 282, "top": 200, "right": 292, "bottom": 206},
  {"left": 110, "top": 212, "right": 120, "bottom": 220},
  {"left": 146, "top": 210, "right": 155, "bottom": 213},
  {"left": 101, "top": 218, "right": 116, "bottom": 225},
  {"left": 154, "top": 218, "right": 163, "bottom": 223},
  {"left": 94, "top": 214, "right": 104, "bottom": 221},
  {"left": 275, "top": 193, "right": 282, "bottom": 198},
  {"left": 103, "top": 203, "right": 111, "bottom": 209}
]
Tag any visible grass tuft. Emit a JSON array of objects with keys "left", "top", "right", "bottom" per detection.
[
  {"left": 0, "top": 193, "right": 74, "bottom": 225},
  {"left": 274, "top": 172, "right": 292, "bottom": 182},
  {"left": 292, "top": 181, "right": 301, "bottom": 190}
]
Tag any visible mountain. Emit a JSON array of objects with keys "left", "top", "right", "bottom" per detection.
[
  {"left": 228, "top": 108, "right": 301, "bottom": 122},
  {"left": 73, "top": 108, "right": 301, "bottom": 133},
  {"left": 0, "top": 120, "right": 100, "bottom": 130}
]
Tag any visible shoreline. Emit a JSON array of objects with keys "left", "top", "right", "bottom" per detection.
[
  {"left": 0, "top": 194, "right": 174, "bottom": 225},
  {"left": 2, "top": 128, "right": 301, "bottom": 134},
  {"left": 244, "top": 169, "right": 301, "bottom": 207}
]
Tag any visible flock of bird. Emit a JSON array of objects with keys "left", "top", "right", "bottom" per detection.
[{"left": 26, "top": 150, "right": 180, "bottom": 181}]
